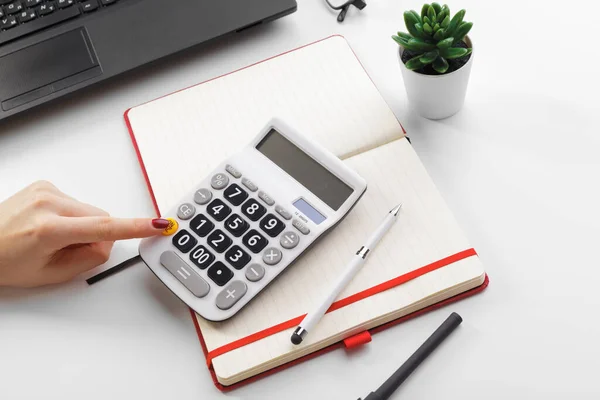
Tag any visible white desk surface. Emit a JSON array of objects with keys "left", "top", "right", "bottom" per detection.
[{"left": 1, "top": 1, "right": 599, "bottom": 399}]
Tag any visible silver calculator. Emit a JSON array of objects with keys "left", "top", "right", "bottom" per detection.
[{"left": 139, "top": 119, "right": 367, "bottom": 321}]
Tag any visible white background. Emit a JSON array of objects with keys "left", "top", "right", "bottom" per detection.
[{"left": 1, "top": 1, "right": 600, "bottom": 399}]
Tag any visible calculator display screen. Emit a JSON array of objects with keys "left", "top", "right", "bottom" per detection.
[{"left": 256, "top": 129, "right": 353, "bottom": 211}]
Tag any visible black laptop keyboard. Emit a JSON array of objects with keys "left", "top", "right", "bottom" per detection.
[{"left": 0, "top": 0, "right": 123, "bottom": 46}]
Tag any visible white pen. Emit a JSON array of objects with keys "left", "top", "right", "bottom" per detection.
[{"left": 291, "top": 203, "right": 403, "bottom": 345}]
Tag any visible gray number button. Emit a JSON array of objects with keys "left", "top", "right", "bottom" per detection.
[
  {"left": 245, "top": 263, "right": 265, "bottom": 282},
  {"left": 280, "top": 231, "right": 300, "bottom": 249},
  {"left": 292, "top": 219, "right": 310, "bottom": 235},
  {"left": 242, "top": 177, "right": 258, "bottom": 192},
  {"left": 258, "top": 191, "right": 275, "bottom": 206},
  {"left": 275, "top": 205, "right": 292, "bottom": 220},
  {"left": 225, "top": 164, "right": 242, "bottom": 178},
  {"left": 216, "top": 280, "right": 247, "bottom": 310},
  {"left": 194, "top": 188, "right": 212, "bottom": 205},
  {"left": 211, "top": 173, "right": 229, "bottom": 190},
  {"left": 177, "top": 203, "right": 196, "bottom": 220},
  {"left": 160, "top": 251, "right": 210, "bottom": 298},
  {"left": 262, "top": 247, "right": 282, "bottom": 265}
]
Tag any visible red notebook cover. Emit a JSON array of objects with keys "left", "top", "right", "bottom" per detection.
[{"left": 124, "top": 35, "right": 489, "bottom": 391}]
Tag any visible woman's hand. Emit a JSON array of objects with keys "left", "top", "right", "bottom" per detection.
[{"left": 0, "top": 181, "right": 169, "bottom": 288}]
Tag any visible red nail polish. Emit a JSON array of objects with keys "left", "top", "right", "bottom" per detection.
[{"left": 152, "top": 218, "right": 171, "bottom": 229}]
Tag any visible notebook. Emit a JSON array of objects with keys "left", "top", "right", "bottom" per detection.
[{"left": 124, "top": 35, "right": 489, "bottom": 390}]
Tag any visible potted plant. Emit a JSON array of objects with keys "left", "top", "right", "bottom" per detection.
[{"left": 392, "top": 3, "right": 473, "bottom": 120}]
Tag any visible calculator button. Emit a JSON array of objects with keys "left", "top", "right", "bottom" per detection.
[
  {"left": 189, "top": 245, "right": 215, "bottom": 270},
  {"left": 292, "top": 219, "right": 310, "bottom": 235},
  {"left": 245, "top": 263, "right": 265, "bottom": 282},
  {"left": 207, "top": 261, "right": 233, "bottom": 286},
  {"left": 211, "top": 173, "right": 229, "bottom": 190},
  {"left": 225, "top": 164, "right": 242, "bottom": 178},
  {"left": 280, "top": 231, "right": 300, "bottom": 249},
  {"left": 223, "top": 183, "right": 249, "bottom": 206},
  {"left": 206, "top": 229, "right": 233, "bottom": 253},
  {"left": 224, "top": 245, "right": 251, "bottom": 270},
  {"left": 206, "top": 199, "right": 232, "bottom": 222},
  {"left": 275, "top": 205, "right": 292, "bottom": 220},
  {"left": 193, "top": 188, "right": 212, "bottom": 205},
  {"left": 160, "top": 251, "right": 210, "bottom": 298},
  {"left": 242, "top": 229, "right": 268, "bottom": 253},
  {"left": 242, "top": 177, "right": 258, "bottom": 192},
  {"left": 172, "top": 230, "right": 197, "bottom": 253},
  {"left": 161, "top": 218, "right": 179, "bottom": 236},
  {"left": 224, "top": 214, "right": 250, "bottom": 237},
  {"left": 216, "top": 280, "right": 247, "bottom": 310},
  {"left": 259, "top": 214, "right": 286, "bottom": 237},
  {"left": 262, "top": 247, "right": 282, "bottom": 266},
  {"left": 241, "top": 198, "right": 266, "bottom": 221},
  {"left": 189, "top": 214, "right": 214, "bottom": 237},
  {"left": 177, "top": 203, "right": 196, "bottom": 220},
  {"left": 258, "top": 191, "right": 275, "bottom": 206}
]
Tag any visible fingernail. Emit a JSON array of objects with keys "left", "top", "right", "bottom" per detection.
[{"left": 152, "top": 218, "right": 171, "bottom": 229}]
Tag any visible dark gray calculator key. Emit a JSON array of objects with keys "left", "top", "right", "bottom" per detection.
[
  {"left": 216, "top": 280, "right": 247, "bottom": 310},
  {"left": 224, "top": 213, "right": 249, "bottom": 237},
  {"left": 177, "top": 203, "right": 196, "bottom": 220},
  {"left": 225, "top": 164, "right": 242, "bottom": 178},
  {"left": 263, "top": 247, "right": 282, "bottom": 266},
  {"left": 206, "top": 229, "right": 232, "bottom": 253},
  {"left": 193, "top": 188, "right": 212, "bottom": 205},
  {"left": 189, "top": 214, "right": 214, "bottom": 237},
  {"left": 242, "top": 229, "right": 268, "bottom": 253},
  {"left": 258, "top": 191, "right": 275, "bottom": 206},
  {"left": 160, "top": 251, "right": 210, "bottom": 298},
  {"left": 241, "top": 198, "right": 266, "bottom": 222},
  {"left": 224, "top": 245, "right": 251, "bottom": 270},
  {"left": 172, "top": 230, "right": 197, "bottom": 253},
  {"left": 292, "top": 219, "right": 310, "bottom": 235},
  {"left": 211, "top": 173, "right": 229, "bottom": 190},
  {"left": 207, "top": 261, "right": 233, "bottom": 286},
  {"left": 206, "top": 198, "right": 232, "bottom": 222},
  {"left": 223, "top": 184, "right": 248, "bottom": 206},
  {"left": 259, "top": 214, "right": 285, "bottom": 237},
  {"left": 189, "top": 245, "right": 215, "bottom": 270},
  {"left": 245, "top": 263, "right": 265, "bottom": 282},
  {"left": 275, "top": 205, "right": 292, "bottom": 220},
  {"left": 242, "top": 177, "right": 258, "bottom": 192},
  {"left": 280, "top": 231, "right": 300, "bottom": 249}
]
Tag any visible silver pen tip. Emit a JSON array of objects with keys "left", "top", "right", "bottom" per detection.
[{"left": 389, "top": 203, "right": 403, "bottom": 216}]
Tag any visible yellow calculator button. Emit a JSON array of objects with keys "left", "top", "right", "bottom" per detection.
[{"left": 161, "top": 218, "right": 179, "bottom": 236}]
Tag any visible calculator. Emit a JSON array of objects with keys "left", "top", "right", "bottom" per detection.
[{"left": 139, "top": 119, "right": 367, "bottom": 321}]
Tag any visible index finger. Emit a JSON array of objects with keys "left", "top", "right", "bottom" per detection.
[{"left": 54, "top": 216, "right": 167, "bottom": 244}]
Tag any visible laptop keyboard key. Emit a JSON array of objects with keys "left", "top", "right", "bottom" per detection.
[
  {"left": 0, "top": 15, "right": 17, "bottom": 29},
  {"left": 25, "top": 0, "right": 41, "bottom": 7},
  {"left": 6, "top": 1, "right": 23, "bottom": 14},
  {"left": 17, "top": 9, "right": 36, "bottom": 23},
  {"left": 81, "top": 0, "right": 98, "bottom": 12},
  {"left": 56, "top": 0, "right": 74, "bottom": 8},
  {"left": 100, "top": 0, "right": 117, "bottom": 5},
  {"left": 37, "top": 2, "right": 55, "bottom": 15}
]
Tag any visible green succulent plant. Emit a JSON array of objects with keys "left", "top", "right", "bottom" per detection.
[{"left": 392, "top": 3, "right": 472, "bottom": 74}]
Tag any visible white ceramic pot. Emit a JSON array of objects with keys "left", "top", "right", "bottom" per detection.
[{"left": 398, "top": 36, "right": 473, "bottom": 120}]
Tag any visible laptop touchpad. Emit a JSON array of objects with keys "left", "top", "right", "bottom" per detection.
[{"left": 0, "top": 28, "right": 102, "bottom": 111}]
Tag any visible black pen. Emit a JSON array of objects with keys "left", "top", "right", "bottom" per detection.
[{"left": 358, "top": 312, "right": 463, "bottom": 400}]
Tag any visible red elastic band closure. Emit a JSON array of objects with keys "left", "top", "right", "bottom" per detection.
[
  {"left": 206, "top": 248, "right": 477, "bottom": 366},
  {"left": 343, "top": 331, "right": 372, "bottom": 349}
]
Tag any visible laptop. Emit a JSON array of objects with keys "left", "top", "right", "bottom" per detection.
[{"left": 0, "top": 0, "right": 297, "bottom": 122}]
